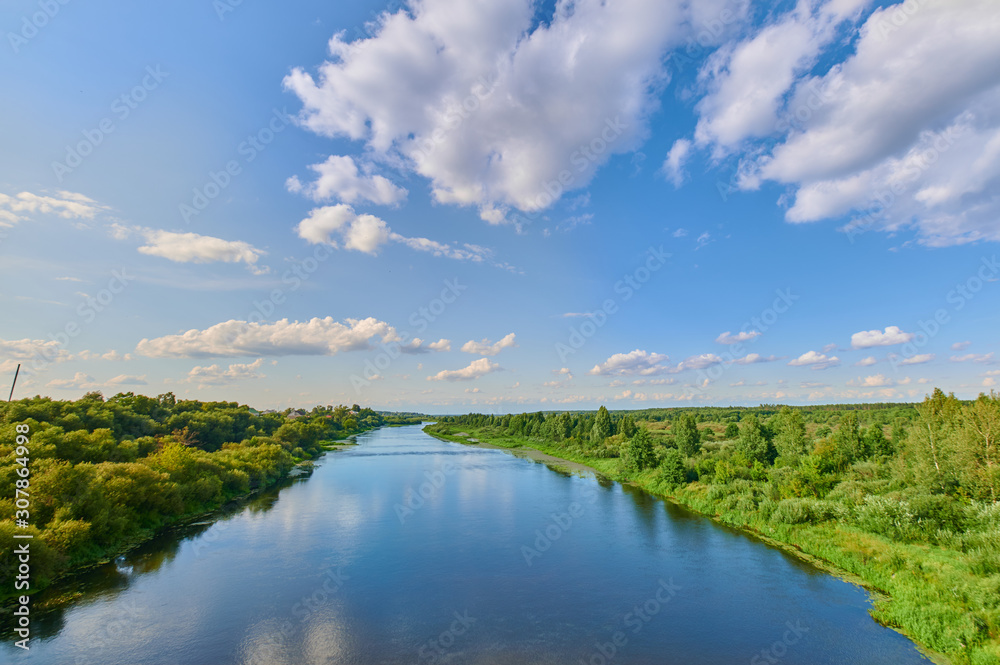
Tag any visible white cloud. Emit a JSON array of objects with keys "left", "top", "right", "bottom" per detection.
[
  {"left": 427, "top": 357, "right": 501, "bottom": 382},
  {"left": 288, "top": 154, "right": 407, "bottom": 205},
  {"left": 426, "top": 339, "right": 452, "bottom": 352},
  {"left": 848, "top": 373, "right": 894, "bottom": 387},
  {"left": 898, "top": 353, "right": 935, "bottom": 366},
  {"left": 397, "top": 338, "right": 452, "bottom": 354},
  {"left": 296, "top": 204, "right": 494, "bottom": 262},
  {"left": 677, "top": 0, "right": 1000, "bottom": 247},
  {"left": 952, "top": 341, "right": 972, "bottom": 351},
  {"left": 0, "top": 338, "right": 72, "bottom": 362},
  {"left": 135, "top": 229, "right": 268, "bottom": 274},
  {"left": 950, "top": 352, "right": 995, "bottom": 363},
  {"left": 184, "top": 359, "right": 266, "bottom": 387},
  {"left": 851, "top": 326, "right": 914, "bottom": 348},
  {"left": 46, "top": 372, "right": 97, "bottom": 390},
  {"left": 673, "top": 353, "right": 725, "bottom": 371},
  {"left": 0, "top": 190, "right": 109, "bottom": 227},
  {"left": 693, "top": 0, "right": 868, "bottom": 152},
  {"left": 769, "top": 0, "right": 1000, "bottom": 245},
  {"left": 663, "top": 138, "right": 692, "bottom": 187},
  {"left": 788, "top": 350, "right": 840, "bottom": 369},
  {"left": 716, "top": 330, "right": 761, "bottom": 344},
  {"left": 589, "top": 349, "right": 671, "bottom": 376},
  {"left": 285, "top": 0, "right": 688, "bottom": 214},
  {"left": 733, "top": 353, "right": 780, "bottom": 365},
  {"left": 460, "top": 333, "right": 517, "bottom": 356},
  {"left": 135, "top": 317, "right": 399, "bottom": 358},
  {"left": 854, "top": 356, "right": 877, "bottom": 367},
  {"left": 106, "top": 374, "right": 148, "bottom": 386}
]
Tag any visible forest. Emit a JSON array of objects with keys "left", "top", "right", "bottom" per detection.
[
  {"left": 426, "top": 390, "right": 1000, "bottom": 665},
  {"left": 0, "top": 392, "right": 415, "bottom": 599}
]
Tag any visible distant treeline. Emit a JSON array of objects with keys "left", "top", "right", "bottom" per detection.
[{"left": 0, "top": 392, "right": 417, "bottom": 597}]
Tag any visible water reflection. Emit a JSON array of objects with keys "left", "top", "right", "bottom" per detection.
[{"left": 0, "top": 472, "right": 308, "bottom": 642}]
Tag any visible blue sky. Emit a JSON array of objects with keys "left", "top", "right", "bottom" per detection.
[{"left": 2, "top": 0, "right": 999, "bottom": 413}]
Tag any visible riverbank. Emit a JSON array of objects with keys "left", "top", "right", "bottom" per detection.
[{"left": 425, "top": 423, "right": 962, "bottom": 665}]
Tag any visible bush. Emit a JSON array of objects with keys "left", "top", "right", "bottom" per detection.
[
  {"left": 855, "top": 495, "right": 920, "bottom": 541},
  {"left": 771, "top": 498, "right": 840, "bottom": 525}
]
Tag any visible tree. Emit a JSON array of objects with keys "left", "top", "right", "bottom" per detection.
[
  {"left": 658, "top": 448, "right": 686, "bottom": 486},
  {"left": 832, "top": 412, "right": 865, "bottom": 467},
  {"left": 618, "top": 414, "right": 638, "bottom": 439},
  {"left": 772, "top": 407, "right": 808, "bottom": 462},
  {"left": 623, "top": 428, "right": 657, "bottom": 472},
  {"left": 959, "top": 393, "right": 1000, "bottom": 502},
  {"left": 724, "top": 422, "right": 739, "bottom": 439},
  {"left": 864, "top": 425, "right": 892, "bottom": 458},
  {"left": 591, "top": 406, "right": 613, "bottom": 444},
  {"left": 674, "top": 414, "right": 701, "bottom": 457},
  {"left": 736, "top": 415, "right": 774, "bottom": 466}
]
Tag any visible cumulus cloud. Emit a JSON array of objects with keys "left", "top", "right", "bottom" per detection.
[
  {"left": 287, "top": 155, "right": 407, "bottom": 205},
  {"left": 184, "top": 359, "right": 266, "bottom": 387},
  {"left": 136, "top": 229, "right": 267, "bottom": 274},
  {"left": 733, "top": 353, "right": 780, "bottom": 365},
  {"left": 788, "top": 350, "right": 840, "bottom": 369},
  {"left": 716, "top": 330, "right": 761, "bottom": 344},
  {"left": 693, "top": 0, "right": 868, "bottom": 153},
  {"left": 897, "top": 353, "right": 935, "bottom": 366},
  {"left": 854, "top": 356, "right": 878, "bottom": 367},
  {"left": 952, "top": 341, "right": 972, "bottom": 351},
  {"left": 679, "top": 0, "right": 1000, "bottom": 247},
  {"left": 427, "top": 357, "right": 501, "bottom": 382},
  {"left": 0, "top": 190, "right": 109, "bottom": 227},
  {"left": 0, "top": 338, "right": 73, "bottom": 364},
  {"left": 106, "top": 374, "right": 148, "bottom": 386},
  {"left": 663, "top": 138, "right": 692, "bottom": 187},
  {"left": 672, "top": 353, "right": 725, "bottom": 372},
  {"left": 460, "top": 333, "right": 517, "bottom": 356},
  {"left": 589, "top": 350, "right": 671, "bottom": 376},
  {"left": 135, "top": 317, "right": 399, "bottom": 358},
  {"left": 950, "top": 352, "right": 995, "bottom": 363},
  {"left": 851, "top": 326, "right": 914, "bottom": 348},
  {"left": 285, "top": 0, "right": 688, "bottom": 215},
  {"left": 46, "top": 372, "right": 97, "bottom": 390},
  {"left": 296, "top": 204, "right": 494, "bottom": 262},
  {"left": 848, "top": 373, "right": 894, "bottom": 387}
]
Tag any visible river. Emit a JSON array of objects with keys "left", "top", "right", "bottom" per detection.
[{"left": 1, "top": 424, "right": 931, "bottom": 664}]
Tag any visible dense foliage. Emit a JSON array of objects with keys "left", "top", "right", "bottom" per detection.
[
  {"left": 428, "top": 390, "right": 1000, "bottom": 665},
  {"left": 0, "top": 393, "right": 409, "bottom": 597}
]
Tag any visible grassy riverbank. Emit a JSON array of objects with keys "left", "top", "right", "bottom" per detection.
[{"left": 425, "top": 408, "right": 1000, "bottom": 665}]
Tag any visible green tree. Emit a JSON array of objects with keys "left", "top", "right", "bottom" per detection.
[
  {"left": 724, "top": 422, "right": 739, "bottom": 439},
  {"left": 623, "top": 428, "right": 657, "bottom": 472},
  {"left": 736, "top": 415, "right": 774, "bottom": 465},
  {"left": 864, "top": 425, "right": 892, "bottom": 457},
  {"left": 618, "top": 414, "right": 638, "bottom": 439},
  {"left": 832, "top": 412, "right": 864, "bottom": 467},
  {"left": 674, "top": 414, "right": 701, "bottom": 457},
  {"left": 591, "top": 406, "right": 613, "bottom": 444},
  {"left": 772, "top": 407, "right": 808, "bottom": 462},
  {"left": 658, "top": 448, "right": 686, "bottom": 486}
]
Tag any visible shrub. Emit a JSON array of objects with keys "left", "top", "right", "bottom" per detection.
[{"left": 771, "top": 498, "right": 841, "bottom": 525}]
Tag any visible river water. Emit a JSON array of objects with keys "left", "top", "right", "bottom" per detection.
[{"left": 1, "top": 424, "right": 931, "bottom": 664}]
